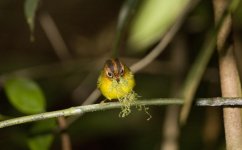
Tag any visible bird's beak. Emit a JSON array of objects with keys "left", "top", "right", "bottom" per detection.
[{"left": 115, "top": 77, "right": 120, "bottom": 83}]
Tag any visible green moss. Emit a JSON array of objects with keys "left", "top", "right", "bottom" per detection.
[{"left": 118, "top": 91, "right": 152, "bottom": 120}]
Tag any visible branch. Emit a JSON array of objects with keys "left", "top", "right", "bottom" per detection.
[
  {"left": 58, "top": 117, "right": 72, "bottom": 150},
  {"left": 112, "top": 0, "right": 139, "bottom": 57},
  {"left": 39, "top": 12, "right": 72, "bottom": 60},
  {"left": 196, "top": 98, "right": 242, "bottom": 106},
  {"left": 0, "top": 99, "right": 183, "bottom": 129},
  {"left": 1, "top": 98, "right": 242, "bottom": 129},
  {"left": 213, "top": 0, "right": 242, "bottom": 149}
]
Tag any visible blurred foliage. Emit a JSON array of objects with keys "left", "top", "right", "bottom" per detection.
[
  {"left": 0, "top": 0, "right": 241, "bottom": 150},
  {"left": 24, "top": 0, "right": 39, "bottom": 41},
  {"left": 28, "top": 134, "right": 54, "bottom": 150},
  {"left": 4, "top": 77, "right": 46, "bottom": 114},
  {"left": 28, "top": 119, "right": 56, "bottom": 150},
  {"left": 127, "top": 0, "right": 189, "bottom": 52}
]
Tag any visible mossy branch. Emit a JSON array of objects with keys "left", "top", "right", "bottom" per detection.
[{"left": 1, "top": 97, "right": 242, "bottom": 129}]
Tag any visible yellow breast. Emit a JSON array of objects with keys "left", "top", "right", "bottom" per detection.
[{"left": 98, "top": 71, "right": 135, "bottom": 100}]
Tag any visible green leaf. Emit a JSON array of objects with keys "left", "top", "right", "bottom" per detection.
[
  {"left": 128, "top": 0, "right": 189, "bottom": 51},
  {"left": 28, "top": 134, "right": 54, "bottom": 150},
  {"left": 24, "top": 0, "right": 39, "bottom": 41},
  {"left": 28, "top": 119, "right": 56, "bottom": 150},
  {"left": 230, "top": 0, "right": 240, "bottom": 12},
  {"left": 4, "top": 77, "right": 46, "bottom": 114},
  {"left": 30, "top": 119, "right": 57, "bottom": 133}
]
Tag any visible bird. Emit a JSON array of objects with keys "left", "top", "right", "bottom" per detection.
[{"left": 97, "top": 58, "right": 135, "bottom": 100}]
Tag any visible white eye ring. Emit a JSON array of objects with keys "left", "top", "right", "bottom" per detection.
[{"left": 107, "top": 72, "right": 113, "bottom": 78}]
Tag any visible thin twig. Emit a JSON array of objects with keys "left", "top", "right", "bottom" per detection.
[
  {"left": 130, "top": 21, "right": 179, "bottom": 73},
  {"left": 197, "top": 98, "right": 242, "bottom": 106},
  {"left": 2, "top": 58, "right": 97, "bottom": 80},
  {"left": 0, "top": 98, "right": 183, "bottom": 129},
  {"left": 131, "top": 6, "right": 182, "bottom": 72},
  {"left": 1, "top": 98, "right": 242, "bottom": 129},
  {"left": 130, "top": 0, "right": 198, "bottom": 73},
  {"left": 57, "top": 117, "right": 72, "bottom": 150},
  {"left": 179, "top": 31, "right": 217, "bottom": 124},
  {"left": 112, "top": 0, "right": 139, "bottom": 57},
  {"left": 39, "top": 12, "right": 72, "bottom": 60},
  {"left": 161, "top": 35, "right": 187, "bottom": 150},
  {"left": 161, "top": 106, "right": 180, "bottom": 150}
]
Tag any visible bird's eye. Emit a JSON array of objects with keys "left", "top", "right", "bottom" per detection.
[
  {"left": 107, "top": 72, "right": 113, "bottom": 78},
  {"left": 120, "top": 69, "right": 124, "bottom": 76}
]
